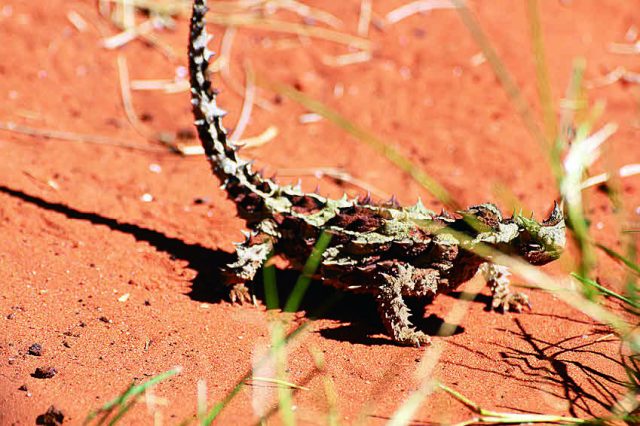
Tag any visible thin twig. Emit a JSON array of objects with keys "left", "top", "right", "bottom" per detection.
[
  {"left": 102, "top": 18, "right": 156, "bottom": 49},
  {"left": 247, "top": 377, "right": 310, "bottom": 391},
  {"left": 218, "top": 26, "right": 274, "bottom": 111},
  {"left": 67, "top": 10, "right": 89, "bottom": 32},
  {"left": 278, "top": 167, "right": 389, "bottom": 199},
  {"left": 117, "top": 55, "right": 152, "bottom": 139},
  {"left": 580, "top": 163, "right": 640, "bottom": 190},
  {"left": 130, "top": 78, "right": 190, "bottom": 93},
  {"left": 268, "top": 0, "right": 343, "bottom": 29},
  {"left": 385, "top": 0, "right": 457, "bottom": 25},
  {"left": 587, "top": 66, "right": 640, "bottom": 88},
  {"left": 322, "top": 50, "right": 372, "bottom": 67},
  {"left": 207, "top": 14, "right": 371, "bottom": 50},
  {"left": 174, "top": 125, "right": 278, "bottom": 156},
  {"left": 439, "top": 383, "right": 588, "bottom": 424},
  {"left": 230, "top": 62, "right": 257, "bottom": 143},
  {"left": 0, "top": 121, "right": 163, "bottom": 153},
  {"left": 357, "top": 0, "right": 372, "bottom": 37},
  {"left": 608, "top": 41, "right": 640, "bottom": 55}
]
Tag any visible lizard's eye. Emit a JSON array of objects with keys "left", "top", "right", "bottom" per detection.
[{"left": 527, "top": 243, "right": 542, "bottom": 251}]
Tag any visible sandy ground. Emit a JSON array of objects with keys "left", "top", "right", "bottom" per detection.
[{"left": 1, "top": 0, "right": 639, "bottom": 424}]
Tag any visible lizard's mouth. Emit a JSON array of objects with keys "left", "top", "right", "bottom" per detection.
[{"left": 520, "top": 238, "right": 563, "bottom": 265}]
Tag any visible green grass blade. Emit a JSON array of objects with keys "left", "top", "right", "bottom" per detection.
[
  {"left": 263, "top": 255, "right": 280, "bottom": 310},
  {"left": 596, "top": 243, "right": 640, "bottom": 277},
  {"left": 284, "top": 232, "right": 332, "bottom": 312},
  {"left": 200, "top": 306, "right": 334, "bottom": 424},
  {"left": 526, "top": 0, "right": 557, "bottom": 143},
  {"left": 84, "top": 366, "right": 182, "bottom": 425},
  {"left": 260, "top": 79, "right": 457, "bottom": 210},
  {"left": 249, "top": 376, "right": 310, "bottom": 391},
  {"left": 571, "top": 272, "right": 640, "bottom": 309},
  {"left": 452, "top": 0, "right": 546, "bottom": 148}
]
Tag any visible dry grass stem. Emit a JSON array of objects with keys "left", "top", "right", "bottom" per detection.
[
  {"left": 217, "top": 26, "right": 274, "bottom": 111},
  {"left": 67, "top": 10, "right": 89, "bottom": 32},
  {"left": 102, "top": 18, "right": 156, "bottom": 49},
  {"left": 357, "top": 0, "right": 372, "bottom": 37},
  {"left": 0, "top": 121, "right": 163, "bottom": 152},
  {"left": 174, "top": 125, "right": 278, "bottom": 155},
  {"left": 23, "top": 170, "right": 60, "bottom": 191},
  {"left": 278, "top": 167, "right": 389, "bottom": 199},
  {"left": 130, "top": 78, "right": 190, "bottom": 93},
  {"left": 105, "top": 0, "right": 190, "bottom": 17},
  {"left": 608, "top": 41, "right": 640, "bottom": 55},
  {"left": 587, "top": 67, "right": 640, "bottom": 88},
  {"left": 117, "top": 55, "right": 151, "bottom": 139},
  {"left": 266, "top": 0, "right": 343, "bottom": 29},
  {"left": 236, "top": 125, "right": 279, "bottom": 148},
  {"left": 322, "top": 50, "right": 372, "bottom": 67},
  {"left": 229, "top": 62, "right": 257, "bottom": 143},
  {"left": 581, "top": 163, "right": 640, "bottom": 190},
  {"left": 298, "top": 113, "right": 323, "bottom": 124},
  {"left": 207, "top": 14, "right": 371, "bottom": 50},
  {"left": 385, "top": 0, "right": 457, "bottom": 25}
]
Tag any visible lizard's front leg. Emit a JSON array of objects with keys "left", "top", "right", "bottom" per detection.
[
  {"left": 480, "top": 262, "right": 530, "bottom": 312},
  {"left": 224, "top": 224, "right": 275, "bottom": 304},
  {"left": 375, "top": 265, "right": 431, "bottom": 347}
]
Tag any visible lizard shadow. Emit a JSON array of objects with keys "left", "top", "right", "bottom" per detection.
[
  {"left": 0, "top": 184, "right": 233, "bottom": 303},
  {"left": 0, "top": 184, "right": 459, "bottom": 346},
  {"left": 238, "top": 271, "right": 465, "bottom": 345}
]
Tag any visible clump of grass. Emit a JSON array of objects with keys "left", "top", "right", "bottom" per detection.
[{"left": 84, "top": 366, "right": 182, "bottom": 425}]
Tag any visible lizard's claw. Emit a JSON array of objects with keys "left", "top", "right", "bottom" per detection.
[
  {"left": 492, "top": 291, "right": 530, "bottom": 313},
  {"left": 229, "top": 283, "right": 253, "bottom": 305},
  {"left": 395, "top": 329, "right": 432, "bottom": 347}
]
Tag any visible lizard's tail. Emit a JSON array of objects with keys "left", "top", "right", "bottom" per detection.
[
  {"left": 188, "top": 0, "right": 235, "bottom": 165},
  {"left": 189, "top": 0, "right": 278, "bottom": 215}
]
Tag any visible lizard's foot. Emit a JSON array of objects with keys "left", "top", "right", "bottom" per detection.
[
  {"left": 491, "top": 291, "right": 530, "bottom": 313},
  {"left": 229, "top": 283, "right": 254, "bottom": 305},
  {"left": 394, "top": 329, "right": 432, "bottom": 347}
]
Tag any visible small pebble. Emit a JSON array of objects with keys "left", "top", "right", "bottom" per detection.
[
  {"left": 28, "top": 343, "right": 43, "bottom": 356},
  {"left": 33, "top": 366, "right": 57, "bottom": 379},
  {"left": 36, "top": 405, "right": 64, "bottom": 425},
  {"left": 140, "top": 193, "right": 153, "bottom": 202},
  {"left": 98, "top": 316, "right": 112, "bottom": 324},
  {"left": 193, "top": 197, "right": 209, "bottom": 205},
  {"left": 148, "top": 163, "right": 162, "bottom": 174}
]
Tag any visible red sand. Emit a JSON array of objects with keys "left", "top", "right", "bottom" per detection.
[{"left": 1, "top": 1, "right": 638, "bottom": 424}]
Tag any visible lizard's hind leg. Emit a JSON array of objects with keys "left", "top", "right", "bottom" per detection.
[{"left": 224, "top": 225, "right": 275, "bottom": 304}]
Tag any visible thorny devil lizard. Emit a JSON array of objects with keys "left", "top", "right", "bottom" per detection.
[{"left": 188, "top": 0, "right": 566, "bottom": 346}]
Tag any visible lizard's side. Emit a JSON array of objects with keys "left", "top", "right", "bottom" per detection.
[{"left": 188, "top": 0, "right": 566, "bottom": 346}]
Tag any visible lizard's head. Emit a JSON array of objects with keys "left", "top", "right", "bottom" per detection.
[
  {"left": 462, "top": 202, "right": 566, "bottom": 265},
  {"left": 511, "top": 202, "right": 566, "bottom": 265}
]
